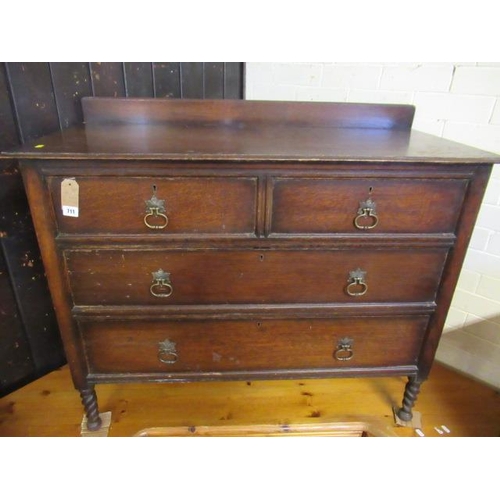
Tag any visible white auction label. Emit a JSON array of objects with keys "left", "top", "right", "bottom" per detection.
[{"left": 61, "top": 179, "right": 79, "bottom": 217}]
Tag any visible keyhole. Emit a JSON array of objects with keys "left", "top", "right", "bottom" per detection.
[
  {"left": 152, "top": 184, "right": 157, "bottom": 194},
  {"left": 259, "top": 254, "right": 264, "bottom": 262},
  {"left": 368, "top": 186, "right": 373, "bottom": 195}
]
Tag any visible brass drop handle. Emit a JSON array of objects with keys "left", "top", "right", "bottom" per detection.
[
  {"left": 354, "top": 198, "right": 378, "bottom": 230},
  {"left": 150, "top": 269, "right": 173, "bottom": 298},
  {"left": 158, "top": 339, "right": 178, "bottom": 364},
  {"left": 334, "top": 337, "right": 354, "bottom": 361},
  {"left": 346, "top": 268, "right": 368, "bottom": 297},
  {"left": 144, "top": 188, "right": 168, "bottom": 229},
  {"left": 144, "top": 207, "right": 168, "bottom": 229}
]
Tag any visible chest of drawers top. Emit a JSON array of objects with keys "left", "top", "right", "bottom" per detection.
[{"left": 5, "top": 97, "right": 499, "bottom": 164}]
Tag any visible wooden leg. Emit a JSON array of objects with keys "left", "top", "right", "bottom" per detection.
[
  {"left": 80, "top": 385, "right": 102, "bottom": 431},
  {"left": 397, "top": 376, "right": 422, "bottom": 422}
]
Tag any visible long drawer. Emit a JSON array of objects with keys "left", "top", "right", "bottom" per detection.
[
  {"left": 65, "top": 249, "right": 448, "bottom": 306},
  {"left": 271, "top": 177, "right": 467, "bottom": 234},
  {"left": 80, "top": 316, "right": 429, "bottom": 374},
  {"left": 48, "top": 176, "right": 258, "bottom": 236}
]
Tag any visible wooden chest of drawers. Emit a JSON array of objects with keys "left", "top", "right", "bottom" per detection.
[{"left": 4, "top": 98, "right": 499, "bottom": 431}]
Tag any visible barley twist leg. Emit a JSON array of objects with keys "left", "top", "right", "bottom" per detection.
[
  {"left": 397, "top": 376, "right": 422, "bottom": 422},
  {"left": 80, "top": 386, "right": 102, "bottom": 431}
]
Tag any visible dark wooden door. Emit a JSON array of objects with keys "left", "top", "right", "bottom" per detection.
[{"left": 0, "top": 62, "right": 244, "bottom": 396}]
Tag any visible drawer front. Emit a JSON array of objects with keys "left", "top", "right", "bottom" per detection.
[
  {"left": 81, "top": 317, "right": 428, "bottom": 374},
  {"left": 271, "top": 177, "right": 467, "bottom": 234},
  {"left": 65, "top": 249, "right": 447, "bottom": 305},
  {"left": 48, "top": 176, "right": 258, "bottom": 235}
]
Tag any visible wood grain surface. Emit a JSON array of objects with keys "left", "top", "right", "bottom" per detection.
[
  {"left": 64, "top": 248, "right": 447, "bottom": 306},
  {"left": 80, "top": 316, "right": 428, "bottom": 374},
  {"left": 1, "top": 362, "right": 498, "bottom": 437},
  {"left": 5, "top": 125, "right": 499, "bottom": 163},
  {"left": 271, "top": 176, "right": 467, "bottom": 234},
  {"left": 48, "top": 175, "right": 258, "bottom": 235}
]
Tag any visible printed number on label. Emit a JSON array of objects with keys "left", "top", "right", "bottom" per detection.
[{"left": 62, "top": 205, "right": 79, "bottom": 217}]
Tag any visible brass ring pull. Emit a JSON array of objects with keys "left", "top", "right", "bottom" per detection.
[
  {"left": 346, "top": 268, "right": 368, "bottom": 297},
  {"left": 158, "top": 339, "right": 178, "bottom": 364},
  {"left": 144, "top": 187, "right": 168, "bottom": 230},
  {"left": 334, "top": 337, "right": 354, "bottom": 361},
  {"left": 150, "top": 269, "right": 173, "bottom": 298},
  {"left": 354, "top": 198, "right": 378, "bottom": 230},
  {"left": 144, "top": 208, "right": 169, "bottom": 229},
  {"left": 354, "top": 209, "right": 378, "bottom": 230},
  {"left": 150, "top": 281, "right": 173, "bottom": 297}
]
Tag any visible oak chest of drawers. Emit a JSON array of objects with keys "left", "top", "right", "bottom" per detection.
[{"left": 4, "top": 98, "right": 499, "bottom": 431}]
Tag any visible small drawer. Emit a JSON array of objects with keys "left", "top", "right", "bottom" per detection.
[
  {"left": 80, "top": 316, "right": 428, "bottom": 374},
  {"left": 48, "top": 175, "right": 258, "bottom": 236},
  {"left": 271, "top": 177, "right": 467, "bottom": 234},
  {"left": 65, "top": 248, "right": 447, "bottom": 306}
]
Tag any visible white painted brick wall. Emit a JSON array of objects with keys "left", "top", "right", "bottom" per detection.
[
  {"left": 487, "top": 233, "right": 500, "bottom": 254},
  {"left": 347, "top": 89, "right": 413, "bottom": 105},
  {"left": 413, "top": 93, "right": 495, "bottom": 122},
  {"left": 271, "top": 63, "right": 320, "bottom": 86},
  {"left": 379, "top": 64, "right": 454, "bottom": 92},
  {"left": 246, "top": 62, "right": 500, "bottom": 388},
  {"left": 442, "top": 123, "right": 500, "bottom": 154},
  {"left": 490, "top": 101, "right": 500, "bottom": 124},
  {"left": 451, "top": 66, "right": 500, "bottom": 95},
  {"left": 322, "top": 64, "right": 382, "bottom": 89}
]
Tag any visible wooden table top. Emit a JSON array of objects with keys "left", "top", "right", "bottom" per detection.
[{"left": 3, "top": 123, "right": 499, "bottom": 164}]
